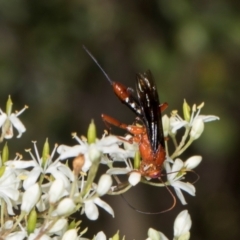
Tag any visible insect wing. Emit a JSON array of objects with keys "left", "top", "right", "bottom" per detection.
[{"left": 136, "top": 70, "right": 165, "bottom": 153}]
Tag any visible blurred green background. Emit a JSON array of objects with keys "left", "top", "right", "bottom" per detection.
[{"left": 0, "top": 0, "right": 239, "bottom": 239}]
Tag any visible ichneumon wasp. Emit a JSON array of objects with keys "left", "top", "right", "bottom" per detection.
[
  {"left": 101, "top": 71, "right": 168, "bottom": 178},
  {"left": 83, "top": 46, "right": 177, "bottom": 213}
]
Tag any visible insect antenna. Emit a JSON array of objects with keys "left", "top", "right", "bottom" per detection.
[
  {"left": 120, "top": 177, "right": 176, "bottom": 214},
  {"left": 82, "top": 45, "right": 113, "bottom": 85}
]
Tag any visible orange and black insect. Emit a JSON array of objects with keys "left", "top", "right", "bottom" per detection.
[
  {"left": 83, "top": 46, "right": 167, "bottom": 179},
  {"left": 83, "top": 46, "right": 177, "bottom": 213}
]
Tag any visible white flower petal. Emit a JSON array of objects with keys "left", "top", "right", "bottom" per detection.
[
  {"left": 57, "top": 145, "right": 72, "bottom": 154},
  {"left": 170, "top": 121, "right": 187, "bottom": 133},
  {"left": 94, "top": 197, "right": 114, "bottom": 218},
  {"left": 173, "top": 187, "right": 187, "bottom": 205},
  {"left": 23, "top": 167, "right": 41, "bottom": 189},
  {"left": 0, "top": 194, "right": 15, "bottom": 215},
  {"left": 84, "top": 200, "right": 99, "bottom": 220},
  {"left": 190, "top": 118, "right": 204, "bottom": 140},
  {"left": 107, "top": 168, "right": 131, "bottom": 175},
  {"left": 197, "top": 115, "right": 220, "bottom": 122},
  {"left": 167, "top": 159, "right": 183, "bottom": 181},
  {"left": 0, "top": 187, "right": 19, "bottom": 201},
  {"left": 58, "top": 145, "right": 86, "bottom": 160},
  {"left": 172, "top": 159, "right": 184, "bottom": 173},
  {"left": 172, "top": 181, "right": 195, "bottom": 196},
  {"left": 57, "top": 164, "right": 74, "bottom": 181},
  {"left": 9, "top": 114, "right": 26, "bottom": 138},
  {"left": 0, "top": 113, "right": 7, "bottom": 126},
  {"left": 81, "top": 155, "right": 92, "bottom": 172},
  {"left": 98, "top": 135, "right": 122, "bottom": 146},
  {"left": 47, "top": 165, "right": 72, "bottom": 188},
  {"left": 36, "top": 196, "right": 46, "bottom": 212},
  {"left": 5, "top": 160, "right": 37, "bottom": 169}
]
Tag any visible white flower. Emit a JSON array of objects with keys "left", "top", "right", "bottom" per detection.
[
  {"left": 170, "top": 102, "right": 219, "bottom": 134},
  {"left": 166, "top": 159, "right": 195, "bottom": 205},
  {"left": 0, "top": 96, "right": 27, "bottom": 140},
  {"left": 84, "top": 197, "right": 114, "bottom": 220},
  {"left": 58, "top": 134, "right": 131, "bottom": 172},
  {"left": 6, "top": 142, "right": 74, "bottom": 190},
  {"left": 173, "top": 210, "right": 191, "bottom": 240},
  {"left": 0, "top": 168, "right": 20, "bottom": 215}
]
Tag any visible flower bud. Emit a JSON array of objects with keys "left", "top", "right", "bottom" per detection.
[
  {"left": 97, "top": 174, "right": 112, "bottom": 196},
  {"left": 21, "top": 183, "right": 41, "bottom": 214},
  {"left": 133, "top": 150, "right": 141, "bottom": 170},
  {"left": 62, "top": 229, "right": 78, "bottom": 240},
  {"left": 184, "top": 156, "right": 202, "bottom": 169},
  {"left": 190, "top": 119, "right": 204, "bottom": 140},
  {"left": 87, "top": 120, "right": 97, "bottom": 144},
  {"left": 162, "top": 115, "right": 170, "bottom": 137},
  {"left": 6, "top": 96, "right": 13, "bottom": 115},
  {"left": 85, "top": 200, "right": 99, "bottom": 220},
  {"left": 183, "top": 99, "right": 191, "bottom": 122},
  {"left": 42, "top": 139, "right": 50, "bottom": 166},
  {"left": 147, "top": 228, "right": 161, "bottom": 240},
  {"left": 128, "top": 172, "right": 141, "bottom": 186},
  {"left": 49, "top": 219, "right": 67, "bottom": 234},
  {"left": 95, "top": 231, "right": 107, "bottom": 240},
  {"left": 49, "top": 179, "right": 65, "bottom": 204},
  {"left": 111, "top": 231, "right": 120, "bottom": 240},
  {"left": 27, "top": 208, "right": 37, "bottom": 234},
  {"left": 173, "top": 210, "right": 191, "bottom": 240},
  {"left": 54, "top": 198, "right": 76, "bottom": 216}
]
